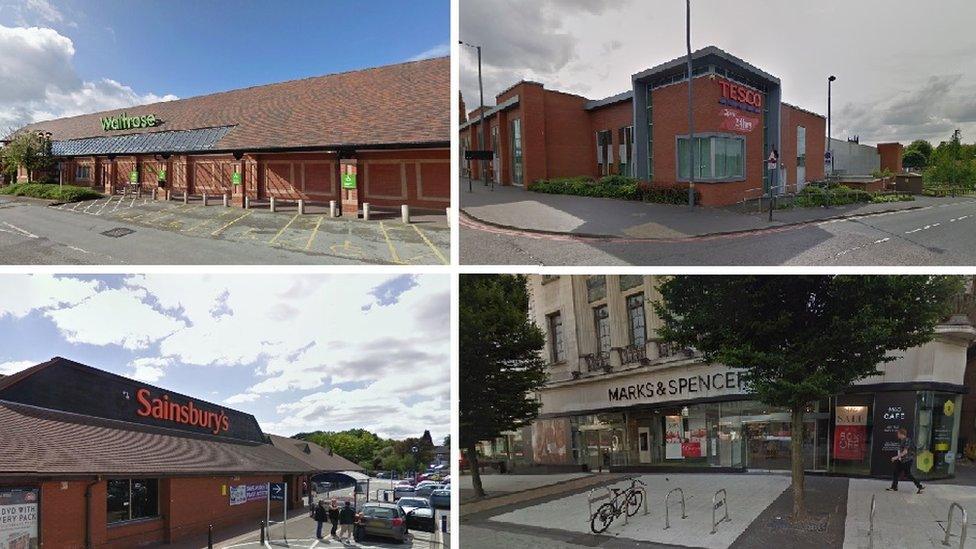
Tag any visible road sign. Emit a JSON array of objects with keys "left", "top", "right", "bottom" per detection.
[
  {"left": 824, "top": 150, "right": 833, "bottom": 165},
  {"left": 767, "top": 150, "right": 779, "bottom": 170},
  {"left": 269, "top": 482, "right": 286, "bottom": 501},
  {"left": 464, "top": 150, "right": 494, "bottom": 161}
]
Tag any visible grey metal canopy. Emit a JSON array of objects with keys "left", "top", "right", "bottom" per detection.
[{"left": 51, "top": 125, "right": 235, "bottom": 157}]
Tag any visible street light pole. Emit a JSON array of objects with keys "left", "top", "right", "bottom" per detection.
[
  {"left": 686, "top": 0, "right": 695, "bottom": 208},
  {"left": 827, "top": 75, "right": 836, "bottom": 180},
  {"left": 460, "top": 41, "right": 487, "bottom": 190}
]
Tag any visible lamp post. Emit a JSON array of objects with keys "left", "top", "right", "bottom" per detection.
[
  {"left": 827, "top": 75, "right": 836, "bottom": 180},
  {"left": 685, "top": 0, "right": 695, "bottom": 207},
  {"left": 460, "top": 40, "right": 487, "bottom": 191}
]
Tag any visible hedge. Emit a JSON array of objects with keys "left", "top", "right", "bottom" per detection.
[
  {"left": 529, "top": 175, "right": 700, "bottom": 205},
  {"left": 0, "top": 183, "right": 103, "bottom": 202}
]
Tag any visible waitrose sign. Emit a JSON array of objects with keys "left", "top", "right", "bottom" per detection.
[{"left": 101, "top": 112, "right": 158, "bottom": 131}]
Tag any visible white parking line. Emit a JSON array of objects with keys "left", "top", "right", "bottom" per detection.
[
  {"left": 111, "top": 195, "right": 126, "bottom": 212},
  {"left": 1, "top": 221, "right": 39, "bottom": 239},
  {"left": 92, "top": 197, "right": 114, "bottom": 215}
]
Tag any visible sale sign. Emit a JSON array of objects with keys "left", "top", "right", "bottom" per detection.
[
  {"left": 834, "top": 405, "right": 868, "bottom": 461},
  {"left": 718, "top": 108, "right": 759, "bottom": 133},
  {"left": 0, "top": 488, "right": 38, "bottom": 549}
]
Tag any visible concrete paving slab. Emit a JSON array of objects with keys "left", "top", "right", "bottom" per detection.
[
  {"left": 843, "top": 479, "right": 976, "bottom": 549},
  {"left": 487, "top": 474, "right": 790, "bottom": 549}
]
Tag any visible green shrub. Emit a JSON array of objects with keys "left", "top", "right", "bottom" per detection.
[
  {"left": 637, "top": 181, "right": 700, "bottom": 205},
  {"left": 0, "top": 183, "right": 103, "bottom": 202},
  {"left": 786, "top": 185, "right": 913, "bottom": 208},
  {"left": 870, "top": 193, "right": 914, "bottom": 204},
  {"left": 598, "top": 175, "right": 638, "bottom": 186},
  {"left": 529, "top": 176, "right": 699, "bottom": 204}
]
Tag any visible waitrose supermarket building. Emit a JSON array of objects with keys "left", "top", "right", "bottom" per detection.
[
  {"left": 0, "top": 357, "right": 359, "bottom": 548},
  {"left": 10, "top": 57, "right": 449, "bottom": 212}
]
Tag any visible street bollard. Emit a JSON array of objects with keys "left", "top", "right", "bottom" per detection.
[
  {"left": 401, "top": 204, "right": 410, "bottom": 223},
  {"left": 207, "top": 524, "right": 213, "bottom": 549},
  {"left": 363, "top": 203, "right": 370, "bottom": 221},
  {"left": 298, "top": 199, "right": 305, "bottom": 215},
  {"left": 329, "top": 200, "right": 337, "bottom": 218},
  {"left": 151, "top": 188, "right": 157, "bottom": 200},
  {"left": 446, "top": 207, "right": 451, "bottom": 225},
  {"left": 441, "top": 515, "right": 448, "bottom": 533},
  {"left": 244, "top": 196, "right": 250, "bottom": 209},
  {"left": 270, "top": 196, "right": 276, "bottom": 213},
  {"left": 223, "top": 194, "right": 228, "bottom": 207},
  {"left": 260, "top": 521, "right": 265, "bottom": 544},
  {"left": 202, "top": 192, "right": 208, "bottom": 206},
  {"left": 182, "top": 193, "right": 188, "bottom": 205}
]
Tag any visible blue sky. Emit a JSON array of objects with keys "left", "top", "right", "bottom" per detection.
[
  {"left": 0, "top": 274, "right": 450, "bottom": 442},
  {"left": 0, "top": 0, "right": 449, "bottom": 128}
]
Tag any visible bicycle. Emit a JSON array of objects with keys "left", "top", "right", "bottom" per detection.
[{"left": 590, "top": 479, "right": 646, "bottom": 534}]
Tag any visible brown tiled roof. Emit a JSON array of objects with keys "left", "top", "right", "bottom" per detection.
[
  {"left": 267, "top": 434, "right": 363, "bottom": 472},
  {"left": 16, "top": 57, "right": 449, "bottom": 151},
  {"left": 0, "top": 400, "right": 313, "bottom": 477}
]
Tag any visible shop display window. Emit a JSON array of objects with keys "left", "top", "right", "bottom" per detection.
[
  {"left": 830, "top": 395, "right": 873, "bottom": 475},
  {"left": 915, "top": 391, "right": 962, "bottom": 478},
  {"left": 107, "top": 478, "right": 159, "bottom": 524}
]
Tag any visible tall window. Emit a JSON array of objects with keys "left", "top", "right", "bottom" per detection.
[
  {"left": 490, "top": 125, "right": 500, "bottom": 183},
  {"left": 797, "top": 126, "right": 807, "bottom": 168},
  {"left": 596, "top": 130, "right": 612, "bottom": 175},
  {"left": 626, "top": 293, "right": 646, "bottom": 347},
  {"left": 646, "top": 86, "right": 654, "bottom": 179},
  {"left": 586, "top": 276, "right": 606, "bottom": 302},
  {"left": 107, "top": 479, "right": 159, "bottom": 524},
  {"left": 593, "top": 305, "right": 611, "bottom": 358},
  {"left": 547, "top": 312, "right": 565, "bottom": 363},
  {"left": 75, "top": 165, "right": 91, "bottom": 181},
  {"left": 678, "top": 135, "right": 745, "bottom": 181},
  {"left": 510, "top": 118, "right": 523, "bottom": 185},
  {"left": 618, "top": 126, "right": 634, "bottom": 176}
]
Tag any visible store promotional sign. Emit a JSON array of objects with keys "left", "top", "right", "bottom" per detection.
[
  {"left": 229, "top": 484, "right": 268, "bottom": 506},
  {"left": 833, "top": 405, "right": 868, "bottom": 461},
  {"left": 870, "top": 392, "right": 917, "bottom": 477},
  {"left": 136, "top": 388, "right": 230, "bottom": 435},
  {"left": 0, "top": 488, "right": 38, "bottom": 549},
  {"left": 719, "top": 108, "right": 759, "bottom": 134}
]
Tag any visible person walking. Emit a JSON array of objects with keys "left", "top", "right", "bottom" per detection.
[
  {"left": 338, "top": 500, "right": 356, "bottom": 542},
  {"left": 313, "top": 501, "right": 327, "bottom": 539},
  {"left": 328, "top": 498, "right": 340, "bottom": 538},
  {"left": 887, "top": 427, "right": 924, "bottom": 493}
]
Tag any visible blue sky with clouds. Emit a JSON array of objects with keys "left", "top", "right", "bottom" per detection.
[
  {"left": 0, "top": 0, "right": 449, "bottom": 129},
  {"left": 0, "top": 274, "right": 450, "bottom": 442}
]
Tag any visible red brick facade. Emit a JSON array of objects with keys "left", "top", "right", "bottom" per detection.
[
  {"left": 877, "top": 142, "right": 904, "bottom": 173},
  {"left": 2, "top": 474, "right": 304, "bottom": 548}
]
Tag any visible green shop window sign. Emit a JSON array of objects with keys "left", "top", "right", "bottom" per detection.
[
  {"left": 129, "top": 170, "right": 138, "bottom": 183},
  {"left": 232, "top": 172, "right": 242, "bottom": 186},
  {"left": 341, "top": 172, "right": 357, "bottom": 189},
  {"left": 157, "top": 169, "right": 166, "bottom": 181}
]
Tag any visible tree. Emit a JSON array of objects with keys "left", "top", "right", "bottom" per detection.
[
  {"left": 297, "top": 429, "right": 389, "bottom": 466},
  {"left": 0, "top": 131, "right": 54, "bottom": 183},
  {"left": 925, "top": 130, "right": 976, "bottom": 189},
  {"left": 902, "top": 149, "right": 926, "bottom": 170},
  {"left": 460, "top": 274, "right": 547, "bottom": 498},
  {"left": 654, "top": 275, "right": 961, "bottom": 519},
  {"left": 905, "top": 139, "right": 933, "bottom": 165}
]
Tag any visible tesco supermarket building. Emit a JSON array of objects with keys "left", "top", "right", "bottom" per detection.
[
  {"left": 0, "top": 357, "right": 359, "bottom": 548},
  {"left": 459, "top": 46, "right": 828, "bottom": 206},
  {"left": 12, "top": 57, "right": 449, "bottom": 212}
]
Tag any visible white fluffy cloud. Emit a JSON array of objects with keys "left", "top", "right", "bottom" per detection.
[
  {"left": 0, "top": 24, "right": 177, "bottom": 130},
  {"left": 128, "top": 356, "right": 172, "bottom": 383},
  {"left": 0, "top": 359, "right": 35, "bottom": 375},
  {"left": 0, "top": 274, "right": 99, "bottom": 318}
]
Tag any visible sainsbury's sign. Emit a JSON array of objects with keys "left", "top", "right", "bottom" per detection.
[{"left": 136, "top": 388, "right": 230, "bottom": 435}]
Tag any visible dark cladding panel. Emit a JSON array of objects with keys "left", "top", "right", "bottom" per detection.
[
  {"left": 870, "top": 391, "right": 917, "bottom": 477},
  {"left": 0, "top": 358, "right": 265, "bottom": 443}
]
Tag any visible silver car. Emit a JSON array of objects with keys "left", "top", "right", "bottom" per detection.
[{"left": 355, "top": 503, "right": 407, "bottom": 543}]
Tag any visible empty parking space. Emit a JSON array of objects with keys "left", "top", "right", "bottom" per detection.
[{"left": 48, "top": 198, "right": 450, "bottom": 265}]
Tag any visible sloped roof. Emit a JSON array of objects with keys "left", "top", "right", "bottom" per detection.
[
  {"left": 51, "top": 126, "right": 234, "bottom": 156},
  {"left": 267, "top": 434, "right": 363, "bottom": 472},
  {"left": 16, "top": 57, "right": 449, "bottom": 153}
]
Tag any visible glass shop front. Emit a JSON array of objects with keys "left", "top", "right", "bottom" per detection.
[{"left": 528, "top": 389, "right": 963, "bottom": 479}]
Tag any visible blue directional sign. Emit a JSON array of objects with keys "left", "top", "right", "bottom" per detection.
[{"left": 269, "top": 482, "right": 286, "bottom": 501}]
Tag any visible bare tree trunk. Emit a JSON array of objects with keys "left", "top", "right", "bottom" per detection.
[
  {"left": 791, "top": 403, "right": 806, "bottom": 519},
  {"left": 465, "top": 444, "right": 485, "bottom": 498}
]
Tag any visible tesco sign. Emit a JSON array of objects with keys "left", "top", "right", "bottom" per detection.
[{"left": 719, "top": 80, "right": 763, "bottom": 109}]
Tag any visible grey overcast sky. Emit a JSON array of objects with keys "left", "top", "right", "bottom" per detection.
[{"left": 460, "top": 0, "right": 976, "bottom": 146}]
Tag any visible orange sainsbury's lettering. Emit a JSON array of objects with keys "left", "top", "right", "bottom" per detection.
[{"left": 135, "top": 388, "right": 230, "bottom": 435}]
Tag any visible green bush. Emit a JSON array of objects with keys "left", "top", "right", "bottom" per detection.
[
  {"left": 0, "top": 183, "right": 102, "bottom": 202},
  {"left": 529, "top": 176, "right": 699, "bottom": 204},
  {"left": 786, "top": 184, "right": 913, "bottom": 208},
  {"left": 870, "top": 193, "right": 914, "bottom": 204},
  {"left": 598, "top": 175, "right": 638, "bottom": 186},
  {"left": 637, "top": 181, "right": 700, "bottom": 205}
]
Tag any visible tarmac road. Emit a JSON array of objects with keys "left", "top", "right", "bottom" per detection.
[{"left": 460, "top": 199, "right": 976, "bottom": 266}]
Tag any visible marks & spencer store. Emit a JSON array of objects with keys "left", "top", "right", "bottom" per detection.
[{"left": 0, "top": 357, "right": 359, "bottom": 548}]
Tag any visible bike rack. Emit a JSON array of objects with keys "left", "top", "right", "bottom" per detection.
[
  {"left": 664, "top": 488, "right": 687, "bottom": 530},
  {"left": 867, "top": 494, "right": 876, "bottom": 549},
  {"left": 632, "top": 482, "right": 649, "bottom": 517},
  {"left": 942, "top": 502, "right": 968, "bottom": 549},
  {"left": 710, "top": 488, "right": 730, "bottom": 535},
  {"left": 587, "top": 487, "right": 615, "bottom": 525}
]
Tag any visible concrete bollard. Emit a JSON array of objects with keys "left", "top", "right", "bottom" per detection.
[
  {"left": 182, "top": 193, "right": 188, "bottom": 205},
  {"left": 151, "top": 188, "right": 157, "bottom": 200},
  {"left": 244, "top": 196, "right": 250, "bottom": 209},
  {"left": 270, "top": 196, "right": 276, "bottom": 213},
  {"left": 202, "top": 192, "right": 208, "bottom": 206},
  {"left": 298, "top": 199, "right": 305, "bottom": 215},
  {"left": 401, "top": 204, "right": 410, "bottom": 224},
  {"left": 329, "top": 200, "right": 337, "bottom": 218},
  {"left": 222, "top": 194, "right": 228, "bottom": 207},
  {"left": 446, "top": 207, "right": 451, "bottom": 225},
  {"left": 363, "top": 203, "right": 370, "bottom": 221}
]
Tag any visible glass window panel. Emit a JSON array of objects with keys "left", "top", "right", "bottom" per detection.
[
  {"left": 626, "top": 293, "right": 646, "bottom": 347},
  {"left": 714, "top": 137, "right": 727, "bottom": 179},
  {"left": 130, "top": 479, "right": 158, "bottom": 520},
  {"left": 697, "top": 137, "right": 711, "bottom": 179},
  {"left": 106, "top": 479, "right": 130, "bottom": 524},
  {"left": 677, "top": 138, "right": 689, "bottom": 179},
  {"left": 547, "top": 312, "right": 565, "bottom": 363},
  {"left": 619, "top": 275, "right": 643, "bottom": 291},
  {"left": 593, "top": 305, "right": 611, "bottom": 358},
  {"left": 586, "top": 276, "right": 606, "bottom": 302}
]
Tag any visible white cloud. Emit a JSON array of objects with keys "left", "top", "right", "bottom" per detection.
[
  {"left": 0, "top": 274, "right": 99, "bottom": 319},
  {"left": 0, "top": 359, "right": 35, "bottom": 375},
  {"left": 225, "top": 392, "right": 261, "bottom": 405},
  {"left": 407, "top": 43, "right": 450, "bottom": 62},
  {"left": 127, "top": 356, "right": 172, "bottom": 383},
  {"left": 44, "top": 287, "right": 186, "bottom": 350},
  {"left": 0, "top": 24, "right": 177, "bottom": 130}
]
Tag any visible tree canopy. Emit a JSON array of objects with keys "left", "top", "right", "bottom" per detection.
[
  {"left": 295, "top": 428, "right": 439, "bottom": 473},
  {"left": 0, "top": 131, "right": 54, "bottom": 183}
]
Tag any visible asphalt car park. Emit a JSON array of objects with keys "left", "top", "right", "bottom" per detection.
[{"left": 0, "top": 195, "right": 449, "bottom": 265}]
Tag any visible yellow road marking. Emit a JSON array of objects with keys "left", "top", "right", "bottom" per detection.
[
  {"left": 378, "top": 221, "right": 403, "bottom": 264},
  {"left": 412, "top": 224, "right": 448, "bottom": 265},
  {"left": 183, "top": 208, "right": 234, "bottom": 233},
  {"left": 329, "top": 240, "right": 364, "bottom": 258},
  {"left": 268, "top": 213, "right": 300, "bottom": 245},
  {"left": 211, "top": 210, "right": 252, "bottom": 236},
  {"left": 305, "top": 215, "right": 325, "bottom": 250}
]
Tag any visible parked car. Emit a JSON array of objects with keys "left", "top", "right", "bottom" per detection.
[
  {"left": 393, "top": 484, "right": 416, "bottom": 500},
  {"left": 396, "top": 497, "right": 435, "bottom": 532},
  {"left": 429, "top": 489, "right": 450, "bottom": 510},
  {"left": 415, "top": 483, "right": 443, "bottom": 498},
  {"left": 355, "top": 503, "right": 407, "bottom": 543},
  {"left": 375, "top": 472, "right": 391, "bottom": 479}
]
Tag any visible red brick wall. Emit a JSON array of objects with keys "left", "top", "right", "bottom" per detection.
[
  {"left": 253, "top": 152, "right": 338, "bottom": 201},
  {"left": 780, "top": 105, "right": 826, "bottom": 191},
  {"left": 539, "top": 91, "right": 592, "bottom": 181},
  {"left": 359, "top": 149, "right": 450, "bottom": 210},
  {"left": 589, "top": 101, "right": 635, "bottom": 177},
  {"left": 878, "top": 142, "right": 904, "bottom": 173},
  {"left": 652, "top": 76, "right": 765, "bottom": 206}
]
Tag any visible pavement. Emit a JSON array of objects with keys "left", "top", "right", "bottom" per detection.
[
  {"left": 459, "top": 473, "right": 593, "bottom": 503},
  {"left": 459, "top": 470, "right": 976, "bottom": 549},
  {"left": 460, "top": 183, "right": 976, "bottom": 265},
  {"left": 0, "top": 195, "right": 450, "bottom": 265}
]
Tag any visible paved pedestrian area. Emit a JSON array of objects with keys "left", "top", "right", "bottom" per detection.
[
  {"left": 486, "top": 474, "right": 790, "bottom": 549},
  {"left": 460, "top": 473, "right": 593, "bottom": 502},
  {"left": 41, "top": 195, "right": 449, "bottom": 265},
  {"left": 843, "top": 479, "right": 976, "bottom": 549}
]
